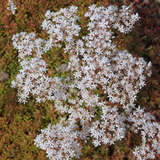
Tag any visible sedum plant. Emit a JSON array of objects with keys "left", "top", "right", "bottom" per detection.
[{"left": 11, "top": 4, "right": 160, "bottom": 160}]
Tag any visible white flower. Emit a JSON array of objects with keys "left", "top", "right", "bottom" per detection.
[{"left": 7, "top": 0, "right": 17, "bottom": 15}]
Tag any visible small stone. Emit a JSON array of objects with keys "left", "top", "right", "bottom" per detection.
[{"left": 0, "top": 72, "right": 9, "bottom": 81}]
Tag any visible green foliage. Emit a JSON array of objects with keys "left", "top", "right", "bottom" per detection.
[{"left": 43, "top": 46, "right": 69, "bottom": 77}]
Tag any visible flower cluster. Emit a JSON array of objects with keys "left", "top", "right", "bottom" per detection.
[
  {"left": 12, "top": 32, "right": 46, "bottom": 60},
  {"left": 90, "top": 106, "right": 126, "bottom": 147},
  {"left": 7, "top": 0, "right": 17, "bottom": 15},
  {"left": 112, "top": 5, "right": 140, "bottom": 34},
  {"left": 41, "top": 6, "right": 80, "bottom": 52},
  {"left": 34, "top": 118, "right": 82, "bottom": 160},
  {"left": 128, "top": 107, "right": 160, "bottom": 160},
  {"left": 11, "top": 4, "right": 160, "bottom": 160}
]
